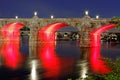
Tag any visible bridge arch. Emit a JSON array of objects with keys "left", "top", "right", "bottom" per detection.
[
  {"left": 0, "top": 22, "right": 26, "bottom": 40},
  {"left": 38, "top": 23, "right": 69, "bottom": 42},
  {"left": 90, "top": 24, "right": 116, "bottom": 47},
  {"left": 0, "top": 22, "right": 28, "bottom": 69}
]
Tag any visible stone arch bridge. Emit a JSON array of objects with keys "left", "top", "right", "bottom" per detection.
[
  {"left": 0, "top": 14, "right": 112, "bottom": 47},
  {"left": 0, "top": 14, "right": 114, "bottom": 58},
  {"left": 0, "top": 15, "right": 111, "bottom": 30}
]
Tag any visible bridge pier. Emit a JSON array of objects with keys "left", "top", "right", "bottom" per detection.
[
  {"left": 29, "top": 15, "right": 39, "bottom": 59},
  {"left": 77, "top": 12, "right": 91, "bottom": 47},
  {"left": 79, "top": 38, "right": 90, "bottom": 47}
]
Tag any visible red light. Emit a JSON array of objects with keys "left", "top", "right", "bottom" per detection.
[
  {"left": 1, "top": 41, "right": 23, "bottom": 69},
  {"left": 89, "top": 46, "right": 112, "bottom": 74},
  {"left": 38, "top": 43, "right": 60, "bottom": 78},
  {"left": 37, "top": 23, "right": 74, "bottom": 78},
  {"left": 38, "top": 23, "right": 68, "bottom": 43},
  {"left": 37, "top": 23, "right": 69, "bottom": 77},
  {"left": 37, "top": 43, "right": 75, "bottom": 78},
  {"left": 1, "top": 22, "right": 25, "bottom": 40},
  {"left": 90, "top": 24, "right": 115, "bottom": 47},
  {"left": 89, "top": 24, "right": 115, "bottom": 74},
  {"left": 0, "top": 22, "right": 25, "bottom": 69}
]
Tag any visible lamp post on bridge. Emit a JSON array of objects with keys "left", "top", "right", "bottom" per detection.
[
  {"left": 96, "top": 15, "right": 99, "bottom": 19},
  {"left": 15, "top": 16, "right": 18, "bottom": 19},
  {"left": 34, "top": 12, "right": 37, "bottom": 16},
  {"left": 85, "top": 10, "right": 89, "bottom": 16},
  {"left": 95, "top": 15, "right": 101, "bottom": 28},
  {"left": 51, "top": 15, "right": 54, "bottom": 19}
]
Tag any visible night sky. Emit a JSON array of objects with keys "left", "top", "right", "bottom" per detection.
[{"left": 0, "top": 0, "right": 120, "bottom": 18}]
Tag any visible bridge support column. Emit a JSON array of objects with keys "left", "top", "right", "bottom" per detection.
[
  {"left": 29, "top": 15, "right": 39, "bottom": 59},
  {"left": 77, "top": 11, "right": 92, "bottom": 47},
  {"left": 29, "top": 32, "right": 37, "bottom": 59},
  {"left": 79, "top": 31, "right": 91, "bottom": 47}
]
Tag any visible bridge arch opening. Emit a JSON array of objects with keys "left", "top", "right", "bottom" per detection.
[
  {"left": 55, "top": 26, "right": 80, "bottom": 41},
  {"left": 101, "top": 29, "right": 120, "bottom": 42},
  {"left": 20, "top": 26, "right": 30, "bottom": 36}
]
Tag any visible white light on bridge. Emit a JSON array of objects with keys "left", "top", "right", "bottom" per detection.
[
  {"left": 15, "top": 16, "right": 18, "bottom": 19},
  {"left": 96, "top": 15, "right": 99, "bottom": 19},
  {"left": 51, "top": 15, "right": 54, "bottom": 19},
  {"left": 34, "top": 12, "right": 37, "bottom": 16},
  {"left": 85, "top": 10, "right": 89, "bottom": 15}
]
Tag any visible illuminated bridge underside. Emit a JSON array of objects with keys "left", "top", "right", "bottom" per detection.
[
  {"left": 90, "top": 24, "right": 115, "bottom": 47},
  {"left": 1, "top": 22, "right": 25, "bottom": 40},
  {"left": 38, "top": 23, "right": 68, "bottom": 42},
  {"left": 0, "top": 22, "right": 25, "bottom": 69}
]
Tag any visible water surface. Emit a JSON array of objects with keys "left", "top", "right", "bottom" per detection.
[{"left": 0, "top": 38, "right": 120, "bottom": 80}]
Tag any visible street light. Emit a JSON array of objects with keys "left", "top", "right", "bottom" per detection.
[
  {"left": 34, "top": 11, "right": 37, "bottom": 16},
  {"left": 96, "top": 15, "right": 99, "bottom": 19},
  {"left": 15, "top": 16, "right": 18, "bottom": 19},
  {"left": 51, "top": 15, "right": 54, "bottom": 19},
  {"left": 85, "top": 10, "right": 89, "bottom": 16}
]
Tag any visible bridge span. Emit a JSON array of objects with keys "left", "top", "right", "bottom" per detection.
[{"left": 0, "top": 12, "right": 113, "bottom": 48}]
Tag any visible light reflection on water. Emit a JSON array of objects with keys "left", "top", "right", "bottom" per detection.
[
  {"left": 29, "top": 59, "right": 40, "bottom": 80},
  {"left": 0, "top": 38, "right": 120, "bottom": 80},
  {"left": 37, "top": 41, "right": 80, "bottom": 80}
]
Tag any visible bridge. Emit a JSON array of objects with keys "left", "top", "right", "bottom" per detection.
[
  {"left": 0, "top": 11, "right": 113, "bottom": 49},
  {"left": 0, "top": 11, "right": 111, "bottom": 39}
]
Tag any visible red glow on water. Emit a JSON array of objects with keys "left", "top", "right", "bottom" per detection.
[
  {"left": 89, "top": 46, "right": 112, "bottom": 74},
  {"left": 37, "top": 23, "right": 68, "bottom": 77},
  {"left": 1, "top": 41, "right": 23, "bottom": 69},
  {"left": 0, "top": 22, "right": 25, "bottom": 69},
  {"left": 37, "top": 23, "right": 74, "bottom": 78},
  {"left": 90, "top": 24, "right": 115, "bottom": 47},
  {"left": 38, "top": 43, "right": 60, "bottom": 78},
  {"left": 37, "top": 23, "right": 67, "bottom": 77},
  {"left": 38, "top": 23, "right": 68, "bottom": 42},
  {"left": 89, "top": 24, "right": 115, "bottom": 74},
  {"left": 37, "top": 43, "right": 75, "bottom": 78}
]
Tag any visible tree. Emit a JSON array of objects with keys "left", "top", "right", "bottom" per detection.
[
  {"left": 111, "top": 16, "right": 120, "bottom": 30},
  {"left": 86, "top": 58, "right": 120, "bottom": 80}
]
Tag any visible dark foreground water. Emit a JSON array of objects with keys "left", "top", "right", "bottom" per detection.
[{"left": 0, "top": 38, "right": 120, "bottom": 80}]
